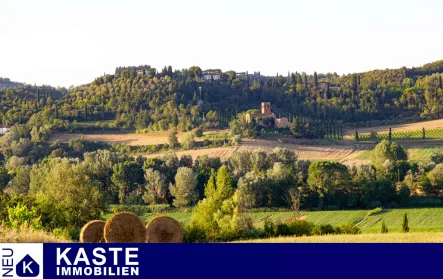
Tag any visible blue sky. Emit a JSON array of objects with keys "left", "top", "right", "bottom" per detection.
[{"left": 1, "top": 0, "right": 442, "bottom": 87}]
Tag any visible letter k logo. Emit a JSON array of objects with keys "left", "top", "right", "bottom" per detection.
[{"left": 16, "top": 255, "right": 40, "bottom": 277}]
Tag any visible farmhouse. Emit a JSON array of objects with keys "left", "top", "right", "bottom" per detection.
[
  {"left": 201, "top": 70, "right": 221, "bottom": 81},
  {"left": 245, "top": 102, "right": 290, "bottom": 129},
  {"left": 236, "top": 72, "right": 247, "bottom": 78},
  {"left": 0, "top": 125, "right": 12, "bottom": 135}
]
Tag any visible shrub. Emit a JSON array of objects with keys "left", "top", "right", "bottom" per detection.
[
  {"left": 263, "top": 219, "right": 276, "bottom": 237},
  {"left": 402, "top": 212, "right": 409, "bottom": 232},
  {"left": 230, "top": 135, "right": 242, "bottom": 146},
  {"left": 6, "top": 203, "right": 42, "bottom": 230},
  {"left": 273, "top": 219, "right": 315, "bottom": 237},
  {"left": 53, "top": 228, "right": 72, "bottom": 240},
  {"left": 381, "top": 219, "right": 388, "bottom": 234},
  {"left": 182, "top": 225, "right": 207, "bottom": 243},
  {"left": 181, "top": 132, "right": 195, "bottom": 150},
  {"left": 168, "top": 131, "right": 178, "bottom": 149},
  {"left": 275, "top": 222, "right": 292, "bottom": 236},
  {"left": 336, "top": 223, "right": 361, "bottom": 234},
  {"left": 288, "top": 220, "right": 315, "bottom": 237},
  {"left": 365, "top": 207, "right": 383, "bottom": 218},
  {"left": 193, "top": 126, "right": 204, "bottom": 137},
  {"left": 431, "top": 152, "right": 443, "bottom": 164},
  {"left": 313, "top": 224, "right": 336, "bottom": 235}
]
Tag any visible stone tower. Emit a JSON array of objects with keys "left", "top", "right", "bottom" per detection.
[{"left": 261, "top": 102, "right": 271, "bottom": 114}]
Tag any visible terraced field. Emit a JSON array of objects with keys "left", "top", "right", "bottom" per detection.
[
  {"left": 357, "top": 128, "right": 443, "bottom": 141},
  {"left": 240, "top": 232, "right": 443, "bottom": 243},
  {"left": 344, "top": 118, "right": 443, "bottom": 138},
  {"left": 137, "top": 207, "right": 443, "bottom": 234}
]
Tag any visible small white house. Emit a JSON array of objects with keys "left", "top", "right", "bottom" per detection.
[
  {"left": 201, "top": 71, "right": 221, "bottom": 81},
  {"left": 202, "top": 74, "right": 221, "bottom": 81},
  {"left": 0, "top": 125, "right": 12, "bottom": 135}
]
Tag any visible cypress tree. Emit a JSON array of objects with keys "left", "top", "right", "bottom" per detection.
[
  {"left": 290, "top": 73, "right": 296, "bottom": 86},
  {"left": 401, "top": 212, "right": 409, "bottom": 233},
  {"left": 246, "top": 71, "right": 249, "bottom": 91},
  {"left": 388, "top": 127, "right": 392, "bottom": 142},
  {"left": 313, "top": 71, "right": 318, "bottom": 88},
  {"left": 355, "top": 130, "right": 359, "bottom": 142},
  {"left": 422, "top": 127, "right": 425, "bottom": 139},
  {"left": 302, "top": 72, "right": 307, "bottom": 88},
  {"left": 439, "top": 75, "right": 442, "bottom": 89},
  {"left": 381, "top": 219, "right": 388, "bottom": 234},
  {"left": 296, "top": 73, "right": 302, "bottom": 85},
  {"left": 275, "top": 72, "right": 279, "bottom": 88}
]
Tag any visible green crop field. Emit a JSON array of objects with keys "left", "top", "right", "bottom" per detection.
[
  {"left": 239, "top": 232, "right": 443, "bottom": 243},
  {"left": 357, "top": 128, "right": 443, "bottom": 141},
  {"left": 104, "top": 207, "right": 443, "bottom": 234},
  {"left": 354, "top": 145, "right": 443, "bottom": 162}
]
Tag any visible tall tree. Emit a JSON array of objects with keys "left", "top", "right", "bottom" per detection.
[
  {"left": 302, "top": 72, "right": 307, "bottom": 88},
  {"left": 111, "top": 161, "right": 144, "bottom": 204},
  {"left": 170, "top": 167, "right": 198, "bottom": 208},
  {"left": 307, "top": 161, "right": 350, "bottom": 209},
  {"left": 313, "top": 72, "right": 318, "bottom": 88}
]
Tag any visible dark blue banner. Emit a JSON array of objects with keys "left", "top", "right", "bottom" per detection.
[{"left": 34, "top": 244, "right": 440, "bottom": 279}]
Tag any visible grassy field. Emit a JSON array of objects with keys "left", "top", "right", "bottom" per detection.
[
  {"left": 108, "top": 207, "right": 443, "bottom": 234},
  {"left": 357, "top": 128, "right": 443, "bottom": 141},
  {"left": 239, "top": 232, "right": 443, "bottom": 243},
  {"left": 353, "top": 145, "right": 443, "bottom": 162},
  {"left": 344, "top": 118, "right": 443, "bottom": 138}
]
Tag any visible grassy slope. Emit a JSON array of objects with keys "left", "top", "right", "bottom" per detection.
[
  {"left": 131, "top": 207, "right": 443, "bottom": 234},
  {"left": 239, "top": 232, "right": 443, "bottom": 243}
]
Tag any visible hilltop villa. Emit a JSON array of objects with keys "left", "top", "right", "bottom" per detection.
[
  {"left": 0, "top": 125, "right": 12, "bottom": 135},
  {"left": 245, "top": 102, "right": 290, "bottom": 129}
]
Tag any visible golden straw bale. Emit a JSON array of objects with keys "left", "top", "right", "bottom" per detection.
[
  {"left": 104, "top": 212, "right": 146, "bottom": 243},
  {"left": 146, "top": 216, "right": 183, "bottom": 243},
  {"left": 80, "top": 220, "right": 105, "bottom": 243}
]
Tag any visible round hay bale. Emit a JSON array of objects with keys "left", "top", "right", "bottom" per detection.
[
  {"left": 104, "top": 212, "right": 146, "bottom": 243},
  {"left": 146, "top": 216, "right": 183, "bottom": 243},
  {"left": 80, "top": 220, "right": 105, "bottom": 243}
]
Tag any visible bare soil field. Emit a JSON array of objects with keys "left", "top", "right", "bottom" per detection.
[
  {"left": 344, "top": 118, "right": 443, "bottom": 138},
  {"left": 51, "top": 132, "right": 170, "bottom": 146},
  {"left": 51, "top": 129, "right": 228, "bottom": 146},
  {"left": 51, "top": 133, "right": 368, "bottom": 163},
  {"left": 145, "top": 139, "right": 368, "bottom": 163}
]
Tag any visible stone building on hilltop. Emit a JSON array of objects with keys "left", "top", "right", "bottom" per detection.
[{"left": 245, "top": 102, "right": 290, "bottom": 129}]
